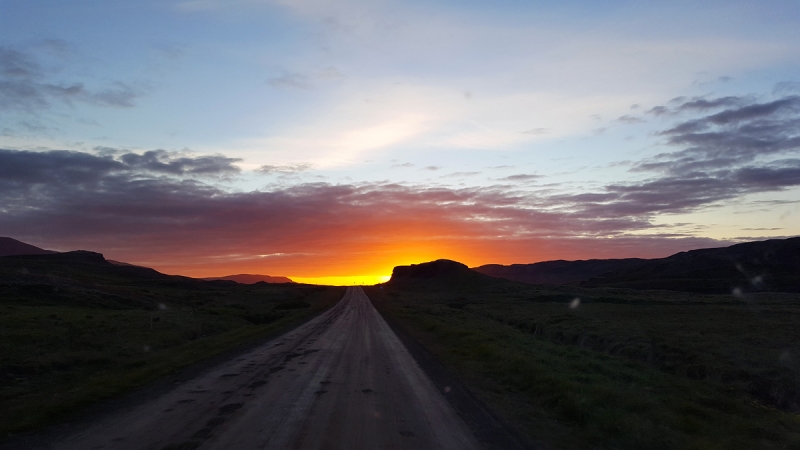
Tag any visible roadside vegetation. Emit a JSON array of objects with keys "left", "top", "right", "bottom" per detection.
[
  {"left": 0, "top": 252, "right": 344, "bottom": 439},
  {"left": 366, "top": 275, "right": 800, "bottom": 449}
]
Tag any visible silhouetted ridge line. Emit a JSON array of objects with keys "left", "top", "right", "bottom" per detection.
[
  {"left": 202, "top": 274, "right": 294, "bottom": 284},
  {"left": 0, "top": 237, "right": 56, "bottom": 257},
  {"left": 387, "top": 259, "right": 500, "bottom": 288},
  {"left": 475, "top": 258, "right": 647, "bottom": 285},
  {"left": 474, "top": 236, "right": 800, "bottom": 293}
]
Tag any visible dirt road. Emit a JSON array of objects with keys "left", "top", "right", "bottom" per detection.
[{"left": 50, "top": 287, "right": 482, "bottom": 450}]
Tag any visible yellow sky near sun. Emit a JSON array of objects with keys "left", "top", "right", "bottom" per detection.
[{"left": 292, "top": 275, "right": 392, "bottom": 286}]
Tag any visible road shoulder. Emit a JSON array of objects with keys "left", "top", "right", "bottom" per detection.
[{"left": 367, "top": 288, "right": 533, "bottom": 450}]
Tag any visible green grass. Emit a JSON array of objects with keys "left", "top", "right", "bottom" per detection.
[
  {"left": 0, "top": 255, "right": 345, "bottom": 438},
  {"left": 366, "top": 281, "right": 800, "bottom": 449}
]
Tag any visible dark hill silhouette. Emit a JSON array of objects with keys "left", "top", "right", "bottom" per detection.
[
  {"left": 203, "top": 274, "right": 293, "bottom": 284},
  {"left": 388, "top": 259, "right": 499, "bottom": 288},
  {"left": 391, "top": 259, "right": 470, "bottom": 280},
  {"left": 475, "top": 237, "right": 800, "bottom": 293},
  {"left": 580, "top": 237, "right": 800, "bottom": 293},
  {"left": 0, "top": 237, "right": 56, "bottom": 256},
  {"left": 475, "top": 259, "right": 646, "bottom": 285},
  {"left": 2, "top": 250, "right": 170, "bottom": 282}
]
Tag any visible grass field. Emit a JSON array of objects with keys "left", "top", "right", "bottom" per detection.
[
  {"left": 366, "top": 277, "right": 800, "bottom": 449},
  {"left": 0, "top": 253, "right": 345, "bottom": 439}
]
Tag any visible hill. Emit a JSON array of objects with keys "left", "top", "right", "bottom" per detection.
[
  {"left": 474, "top": 237, "right": 800, "bottom": 293},
  {"left": 367, "top": 265, "right": 800, "bottom": 449},
  {"left": 0, "top": 244, "right": 344, "bottom": 438},
  {"left": 475, "top": 258, "right": 646, "bottom": 285},
  {"left": 202, "top": 274, "right": 293, "bottom": 284},
  {"left": 0, "top": 237, "right": 56, "bottom": 257},
  {"left": 580, "top": 236, "right": 800, "bottom": 293},
  {"left": 387, "top": 259, "right": 499, "bottom": 289}
]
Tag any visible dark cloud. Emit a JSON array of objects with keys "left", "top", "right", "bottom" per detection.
[
  {"left": 442, "top": 171, "right": 481, "bottom": 178},
  {"left": 0, "top": 149, "right": 239, "bottom": 192},
  {"left": 615, "top": 114, "right": 645, "bottom": 124},
  {"left": 0, "top": 148, "right": 714, "bottom": 276},
  {"left": 119, "top": 150, "right": 241, "bottom": 176},
  {"left": 639, "top": 95, "right": 800, "bottom": 175},
  {"left": 675, "top": 96, "right": 743, "bottom": 112},
  {"left": 488, "top": 165, "right": 515, "bottom": 169},
  {"left": 773, "top": 81, "right": 800, "bottom": 95},
  {"left": 257, "top": 163, "right": 313, "bottom": 174},
  {"left": 3, "top": 92, "right": 798, "bottom": 274},
  {"left": 646, "top": 96, "right": 746, "bottom": 116},
  {"left": 0, "top": 47, "right": 39, "bottom": 79},
  {"left": 701, "top": 96, "right": 798, "bottom": 125},
  {"left": 423, "top": 166, "right": 441, "bottom": 171},
  {"left": 91, "top": 82, "right": 138, "bottom": 108},
  {"left": 646, "top": 105, "right": 670, "bottom": 116},
  {"left": 0, "top": 150, "right": 124, "bottom": 188},
  {"left": 596, "top": 94, "right": 800, "bottom": 217},
  {"left": 0, "top": 45, "right": 140, "bottom": 112},
  {"left": 501, "top": 174, "right": 541, "bottom": 182}
]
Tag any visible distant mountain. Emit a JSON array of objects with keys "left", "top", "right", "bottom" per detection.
[
  {"left": 0, "top": 237, "right": 56, "bottom": 257},
  {"left": 475, "top": 237, "right": 800, "bottom": 293},
  {"left": 475, "top": 259, "right": 647, "bottom": 285},
  {"left": 0, "top": 249, "right": 173, "bottom": 286},
  {"left": 202, "top": 274, "right": 293, "bottom": 284},
  {"left": 388, "top": 259, "right": 497, "bottom": 287}
]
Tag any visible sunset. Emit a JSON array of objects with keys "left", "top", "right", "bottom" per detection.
[
  {"left": 2, "top": 1, "right": 800, "bottom": 448},
  {"left": 2, "top": 1, "right": 799, "bottom": 283}
]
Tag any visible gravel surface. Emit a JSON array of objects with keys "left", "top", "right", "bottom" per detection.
[{"left": 45, "top": 287, "right": 481, "bottom": 450}]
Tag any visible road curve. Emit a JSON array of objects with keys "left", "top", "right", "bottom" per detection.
[{"left": 52, "top": 287, "right": 482, "bottom": 450}]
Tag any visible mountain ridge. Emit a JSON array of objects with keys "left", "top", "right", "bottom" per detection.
[
  {"left": 0, "top": 237, "right": 57, "bottom": 257},
  {"left": 473, "top": 236, "right": 800, "bottom": 293},
  {"left": 202, "top": 274, "right": 294, "bottom": 284}
]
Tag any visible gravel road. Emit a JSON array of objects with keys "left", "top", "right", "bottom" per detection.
[{"left": 49, "top": 286, "right": 482, "bottom": 450}]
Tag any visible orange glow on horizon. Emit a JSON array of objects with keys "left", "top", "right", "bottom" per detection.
[
  {"left": 292, "top": 275, "right": 392, "bottom": 286},
  {"left": 148, "top": 238, "right": 504, "bottom": 282},
  {"left": 114, "top": 208, "right": 700, "bottom": 283},
  {"left": 145, "top": 238, "right": 550, "bottom": 281}
]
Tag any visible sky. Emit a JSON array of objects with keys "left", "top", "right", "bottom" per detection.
[{"left": 1, "top": 0, "right": 800, "bottom": 284}]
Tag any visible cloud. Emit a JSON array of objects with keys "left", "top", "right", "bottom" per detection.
[
  {"left": 774, "top": 81, "right": 800, "bottom": 95},
  {"left": 0, "top": 149, "right": 240, "bottom": 190},
  {"left": 257, "top": 162, "right": 314, "bottom": 173},
  {"left": 646, "top": 105, "right": 670, "bottom": 116},
  {"left": 391, "top": 163, "right": 414, "bottom": 168},
  {"left": 615, "top": 114, "right": 645, "bottom": 124},
  {"left": 676, "top": 96, "right": 744, "bottom": 112},
  {"left": 442, "top": 171, "right": 481, "bottom": 178},
  {"left": 0, "top": 46, "right": 141, "bottom": 112},
  {"left": 119, "top": 150, "right": 242, "bottom": 176},
  {"left": 423, "top": 165, "right": 441, "bottom": 171},
  {"left": 0, "top": 148, "right": 723, "bottom": 277},
  {"left": 3, "top": 92, "right": 798, "bottom": 276},
  {"left": 91, "top": 82, "right": 139, "bottom": 107},
  {"left": 500, "top": 174, "right": 541, "bottom": 182},
  {"left": 639, "top": 95, "right": 800, "bottom": 175},
  {"left": 589, "top": 94, "right": 800, "bottom": 217}
]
